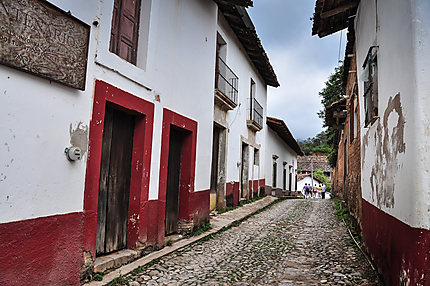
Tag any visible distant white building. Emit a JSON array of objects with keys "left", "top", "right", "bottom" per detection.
[
  {"left": 264, "top": 117, "right": 303, "bottom": 196},
  {"left": 297, "top": 174, "right": 325, "bottom": 194}
]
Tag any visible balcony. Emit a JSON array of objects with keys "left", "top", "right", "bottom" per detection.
[
  {"left": 247, "top": 98, "right": 263, "bottom": 131},
  {"left": 215, "top": 57, "right": 238, "bottom": 110}
]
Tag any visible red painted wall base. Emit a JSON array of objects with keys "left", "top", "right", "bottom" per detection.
[
  {"left": 0, "top": 212, "right": 84, "bottom": 286},
  {"left": 192, "top": 190, "right": 210, "bottom": 226},
  {"left": 362, "top": 199, "right": 430, "bottom": 285}
]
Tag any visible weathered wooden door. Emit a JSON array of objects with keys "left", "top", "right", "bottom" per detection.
[
  {"left": 165, "top": 127, "right": 184, "bottom": 235},
  {"left": 96, "top": 104, "right": 135, "bottom": 255}
]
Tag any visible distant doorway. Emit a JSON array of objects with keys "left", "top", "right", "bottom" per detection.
[{"left": 96, "top": 104, "right": 135, "bottom": 255}]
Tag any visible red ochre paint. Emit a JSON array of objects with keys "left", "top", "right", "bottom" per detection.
[
  {"left": 361, "top": 199, "right": 430, "bottom": 285},
  {"left": 0, "top": 212, "right": 84, "bottom": 286}
]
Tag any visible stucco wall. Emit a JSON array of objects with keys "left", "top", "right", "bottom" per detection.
[{"left": 264, "top": 127, "right": 298, "bottom": 191}]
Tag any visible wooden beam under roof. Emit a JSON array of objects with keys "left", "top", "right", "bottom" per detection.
[
  {"left": 215, "top": 0, "right": 253, "bottom": 7},
  {"left": 320, "top": 2, "right": 358, "bottom": 19}
]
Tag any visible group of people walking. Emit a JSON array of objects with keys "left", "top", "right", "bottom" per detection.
[{"left": 303, "top": 183, "right": 326, "bottom": 199}]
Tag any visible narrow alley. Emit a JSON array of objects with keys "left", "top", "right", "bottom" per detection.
[{"left": 122, "top": 199, "right": 381, "bottom": 285}]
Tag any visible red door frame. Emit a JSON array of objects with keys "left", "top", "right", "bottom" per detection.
[
  {"left": 83, "top": 80, "right": 154, "bottom": 257},
  {"left": 158, "top": 109, "right": 197, "bottom": 235}
]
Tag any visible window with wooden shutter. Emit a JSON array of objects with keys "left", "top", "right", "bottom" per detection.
[
  {"left": 110, "top": 0, "right": 141, "bottom": 65},
  {"left": 363, "top": 46, "right": 378, "bottom": 126}
]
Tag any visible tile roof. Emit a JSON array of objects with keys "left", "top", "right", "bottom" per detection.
[
  {"left": 216, "top": 3, "right": 279, "bottom": 87},
  {"left": 297, "top": 155, "right": 332, "bottom": 173},
  {"left": 312, "top": 0, "right": 359, "bottom": 38}
]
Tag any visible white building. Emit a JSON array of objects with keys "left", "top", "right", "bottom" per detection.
[
  {"left": 209, "top": 4, "right": 279, "bottom": 209},
  {"left": 297, "top": 174, "right": 325, "bottom": 195},
  {"left": 312, "top": 0, "right": 430, "bottom": 284},
  {"left": 264, "top": 117, "right": 303, "bottom": 196},
  {"left": 0, "top": 0, "right": 277, "bottom": 284}
]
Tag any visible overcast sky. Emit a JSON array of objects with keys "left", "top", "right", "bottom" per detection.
[{"left": 248, "top": 0, "right": 346, "bottom": 141}]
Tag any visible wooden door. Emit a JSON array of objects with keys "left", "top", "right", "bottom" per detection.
[
  {"left": 165, "top": 127, "right": 184, "bottom": 235},
  {"left": 96, "top": 104, "right": 135, "bottom": 255}
]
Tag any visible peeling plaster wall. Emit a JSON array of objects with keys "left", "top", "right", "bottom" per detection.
[
  {"left": 216, "top": 12, "right": 268, "bottom": 185},
  {"left": 264, "top": 127, "right": 298, "bottom": 191},
  {"left": 357, "top": 0, "right": 429, "bottom": 230}
]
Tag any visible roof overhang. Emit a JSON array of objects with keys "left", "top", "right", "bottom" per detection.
[
  {"left": 325, "top": 97, "right": 347, "bottom": 146},
  {"left": 216, "top": 3, "right": 280, "bottom": 87},
  {"left": 267, "top": 116, "right": 304, "bottom": 156},
  {"left": 312, "top": 0, "right": 359, "bottom": 38}
]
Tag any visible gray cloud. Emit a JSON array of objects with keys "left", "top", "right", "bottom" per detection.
[{"left": 248, "top": 0, "right": 346, "bottom": 140}]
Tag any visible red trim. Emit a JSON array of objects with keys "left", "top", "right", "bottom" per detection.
[
  {"left": 233, "top": 182, "right": 240, "bottom": 206},
  {"left": 83, "top": 80, "right": 154, "bottom": 257},
  {"left": 362, "top": 199, "right": 430, "bottom": 285},
  {"left": 259, "top": 179, "right": 265, "bottom": 187},
  {"left": 0, "top": 212, "right": 84, "bottom": 286},
  {"left": 192, "top": 190, "right": 210, "bottom": 225},
  {"left": 252, "top": 180, "right": 259, "bottom": 196},
  {"left": 157, "top": 109, "right": 197, "bottom": 242}
]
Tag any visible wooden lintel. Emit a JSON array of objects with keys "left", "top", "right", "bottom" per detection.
[{"left": 320, "top": 2, "right": 358, "bottom": 19}]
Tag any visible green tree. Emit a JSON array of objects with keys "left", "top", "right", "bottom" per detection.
[
  {"left": 318, "top": 63, "right": 345, "bottom": 121},
  {"left": 319, "top": 63, "right": 345, "bottom": 167}
]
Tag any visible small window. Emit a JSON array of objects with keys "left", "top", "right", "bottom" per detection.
[
  {"left": 253, "top": 148, "right": 260, "bottom": 166},
  {"left": 349, "top": 86, "right": 358, "bottom": 142},
  {"left": 110, "top": 0, "right": 142, "bottom": 65},
  {"left": 363, "top": 46, "right": 378, "bottom": 126}
]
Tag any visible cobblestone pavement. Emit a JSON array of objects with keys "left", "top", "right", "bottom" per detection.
[{"left": 125, "top": 199, "right": 382, "bottom": 285}]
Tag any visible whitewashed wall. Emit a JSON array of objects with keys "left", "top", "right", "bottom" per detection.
[
  {"left": 0, "top": 0, "right": 99, "bottom": 223},
  {"left": 0, "top": 0, "right": 218, "bottom": 223},
  {"left": 357, "top": 0, "right": 430, "bottom": 229},
  {"left": 264, "top": 127, "right": 298, "bottom": 190},
  {"left": 216, "top": 12, "right": 268, "bottom": 185}
]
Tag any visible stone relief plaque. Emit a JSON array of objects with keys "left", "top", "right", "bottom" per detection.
[{"left": 0, "top": 0, "right": 90, "bottom": 90}]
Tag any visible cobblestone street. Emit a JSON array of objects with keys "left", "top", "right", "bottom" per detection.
[{"left": 124, "top": 199, "right": 382, "bottom": 285}]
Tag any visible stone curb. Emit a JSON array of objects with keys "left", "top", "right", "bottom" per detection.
[{"left": 84, "top": 196, "right": 279, "bottom": 286}]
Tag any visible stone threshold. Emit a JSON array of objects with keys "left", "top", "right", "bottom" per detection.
[{"left": 84, "top": 195, "right": 278, "bottom": 286}]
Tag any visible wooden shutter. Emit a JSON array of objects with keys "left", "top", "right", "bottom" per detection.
[{"left": 110, "top": 0, "right": 141, "bottom": 65}]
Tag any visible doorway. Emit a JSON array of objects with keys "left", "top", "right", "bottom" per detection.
[
  {"left": 210, "top": 124, "right": 227, "bottom": 210},
  {"left": 240, "top": 142, "right": 249, "bottom": 199},
  {"left": 165, "top": 127, "right": 186, "bottom": 235},
  {"left": 96, "top": 104, "right": 135, "bottom": 255}
]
